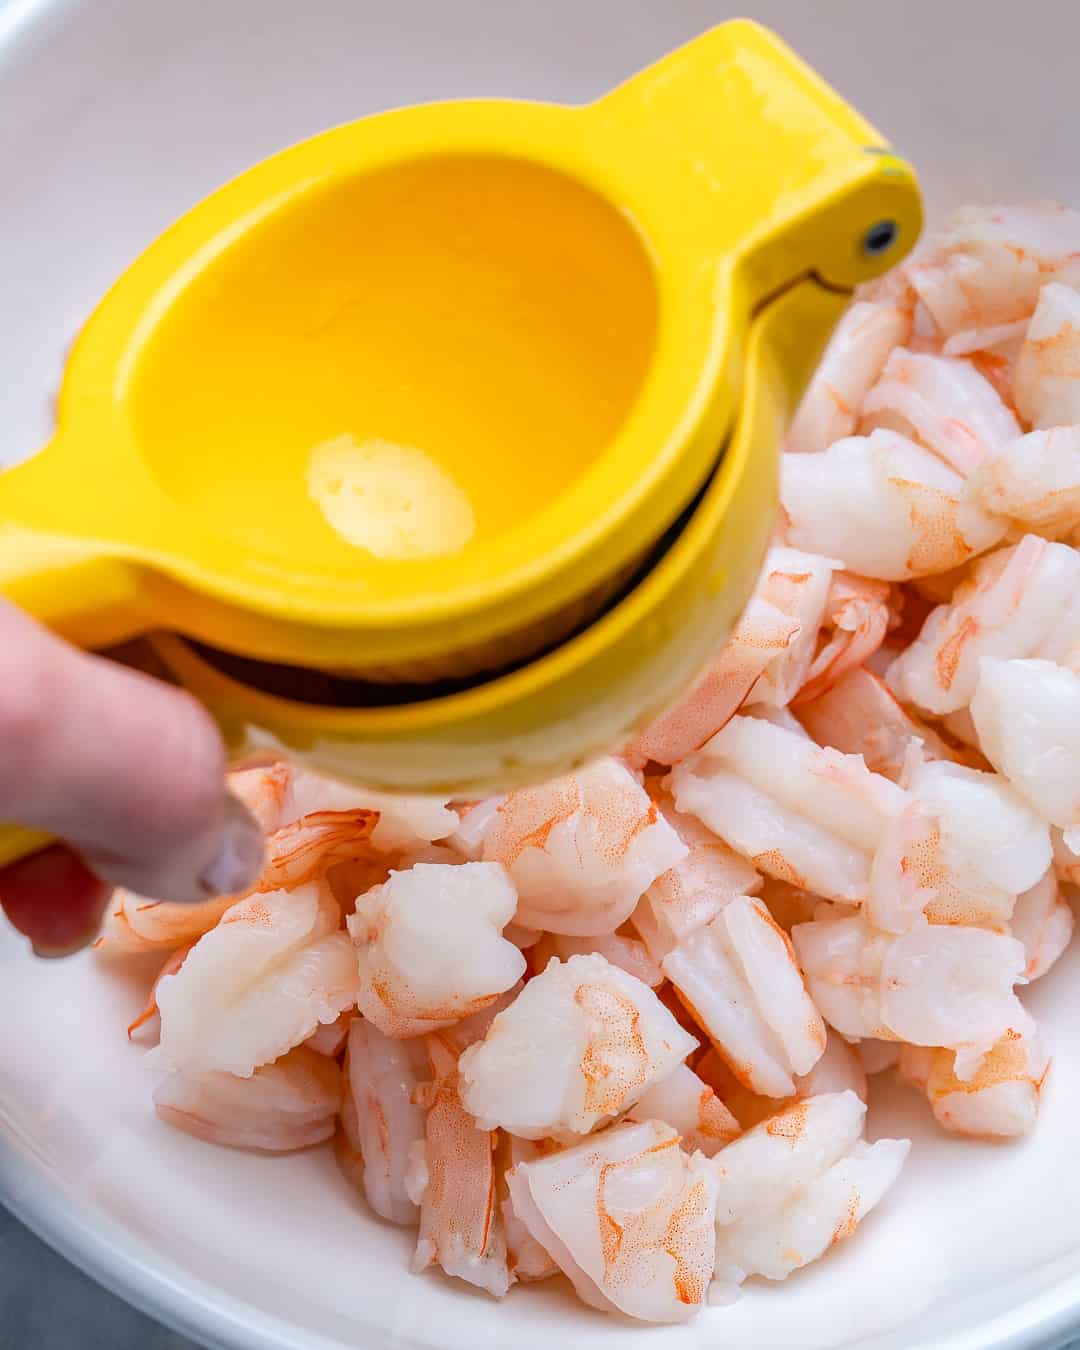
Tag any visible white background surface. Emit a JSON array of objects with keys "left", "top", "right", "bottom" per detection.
[{"left": 1, "top": 1, "right": 1080, "bottom": 1348}]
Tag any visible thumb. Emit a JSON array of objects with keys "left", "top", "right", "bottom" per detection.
[{"left": 0, "top": 602, "right": 265, "bottom": 904}]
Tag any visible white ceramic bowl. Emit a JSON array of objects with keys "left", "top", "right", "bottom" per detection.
[{"left": 2, "top": 2, "right": 1080, "bottom": 1347}]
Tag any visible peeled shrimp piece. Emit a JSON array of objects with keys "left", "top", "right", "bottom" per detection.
[
  {"left": 347, "top": 862, "right": 524, "bottom": 1038},
  {"left": 902, "top": 1031, "right": 1049, "bottom": 1139},
  {"left": 154, "top": 1045, "right": 341, "bottom": 1152},
  {"left": 663, "top": 895, "right": 825, "bottom": 1098},
  {"left": 972, "top": 658, "right": 1080, "bottom": 848},
  {"left": 342, "top": 1017, "right": 428, "bottom": 1225},
  {"left": 781, "top": 430, "right": 1006, "bottom": 581},
  {"left": 861, "top": 348, "right": 1021, "bottom": 476},
  {"left": 632, "top": 804, "right": 761, "bottom": 964},
  {"left": 153, "top": 882, "right": 359, "bottom": 1077},
  {"left": 793, "top": 572, "right": 897, "bottom": 703},
  {"left": 785, "top": 299, "right": 911, "bottom": 455},
  {"left": 304, "top": 1009, "right": 351, "bottom": 1056},
  {"left": 1010, "top": 869, "right": 1074, "bottom": 980},
  {"left": 408, "top": 1036, "right": 510, "bottom": 1298},
  {"left": 127, "top": 945, "right": 191, "bottom": 1039},
  {"left": 670, "top": 714, "right": 907, "bottom": 903},
  {"left": 906, "top": 202, "right": 1080, "bottom": 349},
  {"left": 228, "top": 762, "right": 292, "bottom": 831},
  {"left": 796, "top": 666, "right": 961, "bottom": 781},
  {"left": 447, "top": 797, "right": 503, "bottom": 860},
  {"left": 530, "top": 930, "right": 662, "bottom": 988},
  {"left": 744, "top": 548, "right": 835, "bottom": 707},
  {"left": 254, "top": 806, "right": 380, "bottom": 895},
  {"left": 479, "top": 758, "right": 687, "bottom": 936},
  {"left": 500, "top": 1137, "right": 560, "bottom": 1283},
  {"left": 459, "top": 953, "right": 696, "bottom": 1140},
  {"left": 94, "top": 762, "right": 289, "bottom": 956},
  {"left": 887, "top": 536, "right": 1080, "bottom": 715},
  {"left": 757, "top": 878, "right": 823, "bottom": 932},
  {"left": 623, "top": 594, "right": 799, "bottom": 767},
  {"left": 94, "top": 889, "right": 240, "bottom": 957},
  {"left": 792, "top": 912, "right": 1033, "bottom": 1054},
  {"left": 710, "top": 1091, "right": 909, "bottom": 1287},
  {"left": 627, "top": 1063, "right": 741, "bottom": 1155},
  {"left": 1013, "top": 282, "right": 1080, "bottom": 428},
  {"left": 869, "top": 760, "right": 1051, "bottom": 931},
  {"left": 283, "top": 765, "right": 458, "bottom": 854},
  {"left": 695, "top": 1031, "right": 865, "bottom": 1132},
  {"left": 506, "top": 1119, "right": 719, "bottom": 1323},
  {"left": 969, "top": 428, "right": 1080, "bottom": 540}
]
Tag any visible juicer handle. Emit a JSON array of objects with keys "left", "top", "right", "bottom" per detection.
[
  {"left": 0, "top": 453, "right": 145, "bottom": 649},
  {"left": 0, "top": 450, "right": 147, "bottom": 870},
  {"left": 592, "top": 19, "right": 922, "bottom": 300}
]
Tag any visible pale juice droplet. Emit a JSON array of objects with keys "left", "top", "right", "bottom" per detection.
[{"left": 308, "top": 435, "right": 475, "bottom": 560}]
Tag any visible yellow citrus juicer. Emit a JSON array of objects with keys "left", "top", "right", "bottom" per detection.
[{"left": 0, "top": 20, "right": 920, "bottom": 868}]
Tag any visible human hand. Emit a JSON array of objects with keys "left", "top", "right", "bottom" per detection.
[{"left": 0, "top": 602, "right": 265, "bottom": 955}]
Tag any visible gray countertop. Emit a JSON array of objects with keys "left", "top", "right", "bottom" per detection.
[{"left": 0, "top": 1205, "right": 196, "bottom": 1350}]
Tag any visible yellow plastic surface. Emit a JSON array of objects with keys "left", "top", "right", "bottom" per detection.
[
  {"left": 145, "top": 276, "right": 848, "bottom": 795},
  {"left": 0, "top": 20, "right": 921, "bottom": 863}
]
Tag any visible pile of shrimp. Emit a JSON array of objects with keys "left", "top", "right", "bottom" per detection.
[{"left": 98, "top": 200, "right": 1080, "bottom": 1325}]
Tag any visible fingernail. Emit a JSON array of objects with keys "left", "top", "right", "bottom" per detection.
[{"left": 198, "top": 793, "right": 265, "bottom": 898}]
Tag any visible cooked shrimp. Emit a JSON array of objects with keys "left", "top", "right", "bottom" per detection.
[
  {"left": 781, "top": 430, "right": 1006, "bottom": 580},
  {"left": 153, "top": 881, "right": 359, "bottom": 1077},
  {"left": 968, "top": 427, "right": 1080, "bottom": 540},
  {"left": 127, "top": 944, "right": 191, "bottom": 1040},
  {"left": 785, "top": 299, "right": 912, "bottom": 455},
  {"left": 153, "top": 1045, "right": 341, "bottom": 1153},
  {"left": 478, "top": 758, "right": 687, "bottom": 937},
  {"left": 347, "top": 862, "right": 525, "bottom": 1038},
  {"left": 756, "top": 878, "right": 823, "bottom": 933},
  {"left": 506, "top": 1119, "right": 719, "bottom": 1323},
  {"left": 626, "top": 1062, "right": 741, "bottom": 1155},
  {"left": 95, "top": 889, "right": 247, "bottom": 958},
  {"left": 342, "top": 1017, "right": 428, "bottom": 1225},
  {"left": 228, "top": 761, "right": 291, "bottom": 831},
  {"left": 500, "top": 1136, "right": 560, "bottom": 1283},
  {"left": 792, "top": 912, "right": 1033, "bottom": 1056},
  {"left": 972, "top": 658, "right": 1080, "bottom": 847},
  {"left": 1053, "top": 829, "right": 1080, "bottom": 888},
  {"left": 710, "top": 1091, "right": 909, "bottom": 1288},
  {"left": 887, "top": 536, "right": 1080, "bottom": 715},
  {"left": 860, "top": 348, "right": 1021, "bottom": 476},
  {"left": 794, "top": 572, "right": 897, "bottom": 702},
  {"left": 254, "top": 807, "right": 380, "bottom": 894},
  {"left": 899, "top": 1030, "right": 1049, "bottom": 1139},
  {"left": 448, "top": 797, "right": 504, "bottom": 861},
  {"left": 697, "top": 1030, "right": 867, "bottom": 1131},
  {"left": 303, "top": 1010, "right": 351, "bottom": 1056},
  {"left": 905, "top": 202, "right": 1080, "bottom": 350},
  {"left": 1009, "top": 869, "right": 1074, "bottom": 980},
  {"left": 458, "top": 953, "right": 696, "bottom": 1140},
  {"left": 530, "top": 930, "right": 663, "bottom": 988},
  {"left": 670, "top": 715, "right": 907, "bottom": 903},
  {"left": 795, "top": 666, "right": 961, "bottom": 781},
  {"left": 663, "top": 895, "right": 826, "bottom": 1099},
  {"left": 744, "top": 548, "right": 835, "bottom": 707},
  {"left": 95, "top": 772, "right": 380, "bottom": 958},
  {"left": 632, "top": 804, "right": 761, "bottom": 964},
  {"left": 408, "top": 1034, "right": 510, "bottom": 1297},
  {"left": 623, "top": 595, "right": 799, "bottom": 768},
  {"left": 1013, "top": 282, "right": 1080, "bottom": 428},
  {"left": 284, "top": 766, "right": 458, "bottom": 855},
  {"left": 868, "top": 761, "right": 1051, "bottom": 931}
]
